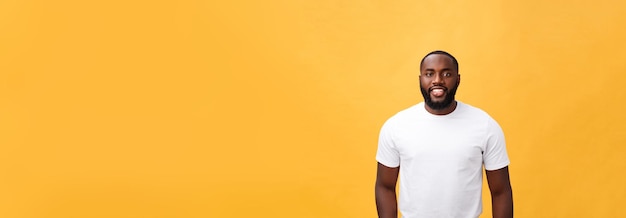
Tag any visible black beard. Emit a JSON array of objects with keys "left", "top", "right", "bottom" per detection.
[{"left": 420, "top": 84, "right": 458, "bottom": 110}]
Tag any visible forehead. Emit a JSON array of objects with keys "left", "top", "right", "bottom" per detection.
[{"left": 421, "top": 54, "right": 455, "bottom": 71}]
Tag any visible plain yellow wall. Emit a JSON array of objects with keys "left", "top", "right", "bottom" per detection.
[{"left": 1, "top": 0, "right": 625, "bottom": 217}]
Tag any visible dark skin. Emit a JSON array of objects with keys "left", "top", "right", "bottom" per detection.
[
  {"left": 375, "top": 54, "right": 513, "bottom": 218},
  {"left": 375, "top": 163, "right": 399, "bottom": 218},
  {"left": 486, "top": 166, "right": 514, "bottom": 218}
]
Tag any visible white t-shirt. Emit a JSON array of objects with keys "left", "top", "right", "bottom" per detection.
[{"left": 376, "top": 101, "right": 510, "bottom": 218}]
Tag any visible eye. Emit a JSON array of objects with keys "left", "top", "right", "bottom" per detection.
[
  {"left": 425, "top": 72, "right": 433, "bottom": 77},
  {"left": 444, "top": 72, "right": 452, "bottom": 77}
]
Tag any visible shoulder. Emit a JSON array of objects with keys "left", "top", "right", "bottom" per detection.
[
  {"left": 383, "top": 102, "right": 424, "bottom": 129},
  {"left": 457, "top": 101, "right": 494, "bottom": 120},
  {"left": 457, "top": 102, "right": 503, "bottom": 134}
]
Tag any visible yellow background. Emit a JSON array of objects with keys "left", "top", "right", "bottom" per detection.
[{"left": 1, "top": 0, "right": 625, "bottom": 217}]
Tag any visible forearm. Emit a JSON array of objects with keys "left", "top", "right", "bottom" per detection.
[
  {"left": 375, "top": 186, "right": 398, "bottom": 218},
  {"left": 491, "top": 190, "right": 513, "bottom": 218}
]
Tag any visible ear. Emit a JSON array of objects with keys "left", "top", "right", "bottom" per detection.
[{"left": 457, "top": 74, "right": 461, "bottom": 85}]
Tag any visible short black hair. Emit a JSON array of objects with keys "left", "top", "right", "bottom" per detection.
[{"left": 420, "top": 50, "right": 459, "bottom": 72}]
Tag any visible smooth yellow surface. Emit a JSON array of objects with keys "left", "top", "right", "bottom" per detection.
[{"left": 1, "top": 1, "right": 625, "bottom": 217}]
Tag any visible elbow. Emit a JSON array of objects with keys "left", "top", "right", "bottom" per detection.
[
  {"left": 491, "top": 188, "right": 513, "bottom": 197},
  {"left": 375, "top": 180, "right": 396, "bottom": 192},
  {"left": 491, "top": 186, "right": 512, "bottom": 198},
  {"left": 490, "top": 185, "right": 513, "bottom": 201}
]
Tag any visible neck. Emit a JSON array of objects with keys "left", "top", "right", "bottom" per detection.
[{"left": 425, "top": 101, "right": 458, "bottom": 115}]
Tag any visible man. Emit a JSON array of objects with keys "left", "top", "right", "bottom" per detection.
[{"left": 375, "top": 50, "right": 513, "bottom": 218}]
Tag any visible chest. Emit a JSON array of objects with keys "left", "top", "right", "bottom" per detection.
[{"left": 393, "top": 120, "right": 486, "bottom": 165}]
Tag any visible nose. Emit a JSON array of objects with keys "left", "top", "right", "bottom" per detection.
[{"left": 432, "top": 73, "right": 444, "bottom": 85}]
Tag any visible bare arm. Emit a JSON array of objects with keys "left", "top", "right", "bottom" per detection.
[
  {"left": 486, "top": 166, "right": 513, "bottom": 218},
  {"left": 375, "top": 162, "right": 399, "bottom": 218}
]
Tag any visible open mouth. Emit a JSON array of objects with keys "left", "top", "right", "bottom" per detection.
[{"left": 429, "top": 87, "right": 446, "bottom": 97}]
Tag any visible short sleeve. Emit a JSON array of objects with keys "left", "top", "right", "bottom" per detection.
[
  {"left": 483, "top": 118, "right": 510, "bottom": 171},
  {"left": 376, "top": 118, "right": 400, "bottom": 168}
]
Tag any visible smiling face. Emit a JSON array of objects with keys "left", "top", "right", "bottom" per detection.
[{"left": 419, "top": 53, "right": 460, "bottom": 114}]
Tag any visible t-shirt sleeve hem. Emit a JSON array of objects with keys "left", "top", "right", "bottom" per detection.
[
  {"left": 484, "top": 161, "right": 510, "bottom": 171},
  {"left": 376, "top": 157, "right": 400, "bottom": 168}
]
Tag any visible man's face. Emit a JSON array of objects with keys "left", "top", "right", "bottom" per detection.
[{"left": 419, "top": 54, "right": 460, "bottom": 110}]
